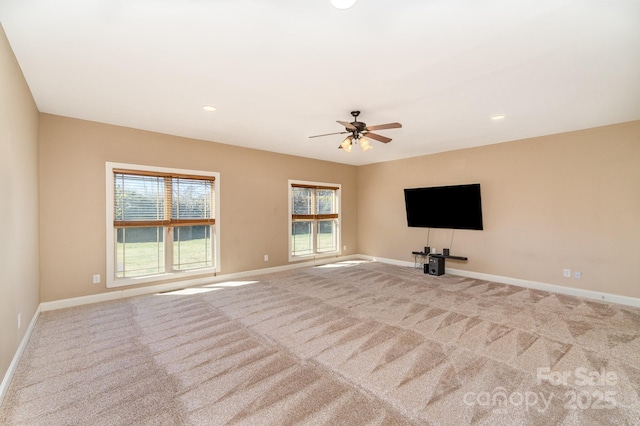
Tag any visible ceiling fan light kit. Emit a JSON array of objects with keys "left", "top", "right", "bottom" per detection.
[
  {"left": 360, "top": 137, "right": 372, "bottom": 152},
  {"left": 310, "top": 110, "right": 402, "bottom": 153},
  {"left": 338, "top": 135, "right": 371, "bottom": 153},
  {"left": 340, "top": 136, "right": 353, "bottom": 152}
]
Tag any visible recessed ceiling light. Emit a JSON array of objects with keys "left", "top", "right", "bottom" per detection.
[
  {"left": 203, "top": 105, "right": 217, "bottom": 112},
  {"left": 491, "top": 114, "right": 505, "bottom": 120},
  {"left": 331, "top": 0, "right": 358, "bottom": 10}
]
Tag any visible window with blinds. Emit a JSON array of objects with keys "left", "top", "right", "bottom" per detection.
[
  {"left": 289, "top": 181, "right": 340, "bottom": 258},
  {"left": 108, "top": 164, "right": 219, "bottom": 286}
]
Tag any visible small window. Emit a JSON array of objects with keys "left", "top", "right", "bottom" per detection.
[
  {"left": 289, "top": 180, "right": 340, "bottom": 260},
  {"left": 107, "top": 163, "right": 220, "bottom": 288}
]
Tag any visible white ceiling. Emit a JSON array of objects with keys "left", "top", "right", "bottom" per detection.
[{"left": 1, "top": 0, "right": 639, "bottom": 166}]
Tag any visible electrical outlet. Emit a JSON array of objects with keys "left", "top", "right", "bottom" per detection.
[
  {"left": 18, "top": 313, "right": 21, "bottom": 330},
  {"left": 574, "top": 271, "right": 581, "bottom": 279},
  {"left": 264, "top": 254, "right": 269, "bottom": 262},
  {"left": 563, "top": 269, "right": 571, "bottom": 278},
  {"left": 343, "top": 245, "right": 347, "bottom": 251},
  {"left": 92, "top": 274, "right": 101, "bottom": 284}
]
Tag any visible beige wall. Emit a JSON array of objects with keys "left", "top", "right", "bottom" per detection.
[
  {"left": 0, "top": 25, "right": 40, "bottom": 384},
  {"left": 358, "top": 121, "right": 640, "bottom": 298},
  {"left": 38, "top": 114, "right": 358, "bottom": 302},
  {"left": 33, "top": 115, "right": 640, "bottom": 302}
]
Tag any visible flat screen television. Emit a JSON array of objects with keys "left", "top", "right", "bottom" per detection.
[{"left": 404, "top": 183, "right": 483, "bottom": 230}]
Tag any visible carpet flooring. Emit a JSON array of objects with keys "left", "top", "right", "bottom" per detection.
[{"left": 2, "top": 261, "right": 640, "bottom": 425}]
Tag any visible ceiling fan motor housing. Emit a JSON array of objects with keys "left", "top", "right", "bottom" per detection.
[{"left": 349, "top": 111, "right": 366, "bottom": 132}]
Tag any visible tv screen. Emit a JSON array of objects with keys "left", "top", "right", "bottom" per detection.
[{"left": 404, "top": 183, "right": 483, "bottom": 230}]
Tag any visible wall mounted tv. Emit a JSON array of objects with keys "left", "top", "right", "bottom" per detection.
[{"left": 404, "top": 183, "right": 484, "bottom": 230}]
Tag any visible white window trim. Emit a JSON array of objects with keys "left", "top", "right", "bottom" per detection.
[
  {"left": 106, "top": 162, "right": 221, "bottom": 288},
  {"left": 288, "top": 179, "right": 341, "bottom": 262}
]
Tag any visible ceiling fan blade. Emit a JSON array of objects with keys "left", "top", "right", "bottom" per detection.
[
  {"left": 364, "top": 122, "right": 402, "bottom": 131},
  {"left": 309, "top": 131, "right": 348, "bottom": 138},
  {"left": 363, "top": 132, "right": 392, "bottom": 143},
  {"left": 337, "top": 120, "right": 357, "bottom": 131}
]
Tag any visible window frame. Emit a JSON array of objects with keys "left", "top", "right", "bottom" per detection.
[
  {"left": 288, "top": 179, "right": 341, "bottom": 262},
  {"left": 106, "top": 162, "right": 220, "bottom": 288}
]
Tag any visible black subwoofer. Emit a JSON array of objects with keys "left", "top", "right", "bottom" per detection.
[{"left": 426, "top": 257, "right": 445, "bottom": 276}]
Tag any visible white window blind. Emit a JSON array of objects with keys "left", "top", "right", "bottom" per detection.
[{"left": 114, "top": 169, "right": 215, "bottom": 227}]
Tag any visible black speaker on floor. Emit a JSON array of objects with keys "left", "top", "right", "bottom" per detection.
[{"left": 426, "top": 257, "right": 445, "bottom": 276}]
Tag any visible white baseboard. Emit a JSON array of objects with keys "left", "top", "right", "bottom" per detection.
[
  {"left": 446, "top": 267, "right": 640, "bottom": 308},
  {"left": 32, "top": 252, "right": 640, "bottom": 312},
  {"left": 367, "top": 255, "right": 640, "bottom": 308},
  {"left": 40, "top": 254, "right": 365, "bottom": 312},
  {"left": 362, "top": 255, "right": 415, "bottom": 268},
  {"left": 0, "top": 306, "right": 40, "bottom": 405}
]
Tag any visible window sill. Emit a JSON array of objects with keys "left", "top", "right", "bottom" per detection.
[
  {"left": 106, "top": 267, "right": 217, "bottom": 288},
  {"left": 289, "top": 251, "right": 341, "bottom": 263}
]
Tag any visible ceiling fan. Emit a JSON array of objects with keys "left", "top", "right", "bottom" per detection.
[{"left": 309, "top": 111, "right": 402, "bottom": 152}]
